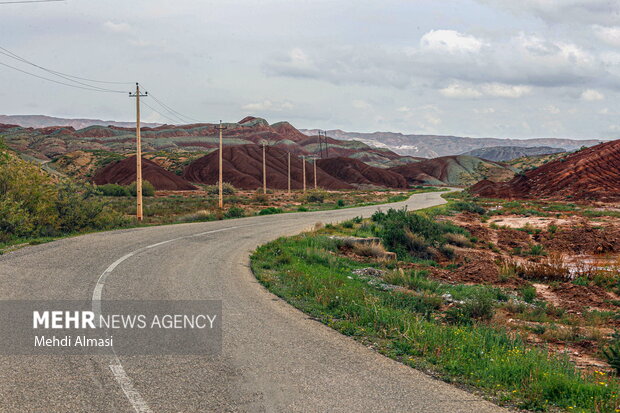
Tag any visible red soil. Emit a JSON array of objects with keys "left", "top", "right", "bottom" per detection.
[
  {"left": 92, "top": 156, "right": 197, "bottom": 190},
  {"left": 470, "top": 140, "right": 620, "bottom": 201},
  {"left": 316, "top": 157, "right": 408, "bottom": 188},
  {"left": 183, "top": 144, "right": 353, "bottom": 190}
]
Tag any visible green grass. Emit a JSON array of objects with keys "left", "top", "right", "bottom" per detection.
[{"left": 251, "top": 232, "right": 620, "bottom": 412}]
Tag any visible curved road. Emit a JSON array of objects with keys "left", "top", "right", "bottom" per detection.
[{"left": 0, "top": 192, "right": 506, "bottom": 412}]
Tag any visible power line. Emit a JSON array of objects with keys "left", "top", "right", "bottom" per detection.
[
  {"left": 0, "top": 60, "right": 127, "bottom": 93},
  {"left": 138, "top": 83, "right": 216, "bottom": 124},
  {"left": 0, "top": 0, "right": 64, "bottom": 4},
  {"left": 0, "top": 46, "right": 130, "bottom": 91},
  {"left": 140, "top": 100, "right": 181, "bottom": 124}
]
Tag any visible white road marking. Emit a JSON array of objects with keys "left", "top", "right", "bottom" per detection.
[{"left": 90, "top": 223, "right": 256, "bottom": 413}]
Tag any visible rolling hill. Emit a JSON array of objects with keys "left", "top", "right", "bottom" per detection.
[
  {"left": 388, "top": 155, "right": 516, "bottom": 186},
  {"left": 0, "top": 117, "right": 415, "bottom": 171},
  {"left": 461, "top": 146, "right": 565, "bottom": 162},
  {"left": 302, "top": 129, "right": 602, "bottom": 158}
]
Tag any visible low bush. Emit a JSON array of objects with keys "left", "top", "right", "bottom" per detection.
[
  {"left": 450, "top": 201, "right": 486, "bottom": 215},
  {"left": 0, "top": 149, "right": 129, "bottom": 242},
  {"left": 305, "top": 190, "right": 327, "bottom": 203},
  {"left": 97, "top": 183, "right": 130, "bottom": 197},
  {"left": 258, "top": 207, "right": 283, "bottom": 215},
  {"left": 225, "top": 206, "right": 245, "bottom": 218},
  {"left": 372, "top": 208, "right": 468, "bottom": 260},
  {"left": 128, "top": 180, "right": 155, "bottom": 197},
  {"left": 204, "top": 182, "right": 236, "bottom": 195}
]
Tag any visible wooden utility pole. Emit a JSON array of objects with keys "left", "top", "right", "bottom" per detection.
[
  {"left": 129, "top": 83, "right": 147, "bottom": 221},
  {"left": 313, "top": 158, "right": 317, "bottom": 189},
  {"left": 216, "top": 120, "right": 227, "bottom": 209},
  {"left": 262, "top": 142, "right": 267, "bottom": 194},
  {"left": 287, "top": 151, "right": 291, "bottom": 194},
  {"left": 302, "top": 156, "right": 306, "bottom": 192}
]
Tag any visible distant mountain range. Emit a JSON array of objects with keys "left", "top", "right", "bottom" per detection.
[
  {"left": 0, "top": 114, "right": 161, "bottom": 130},
  {"left": 461, "top": 146, "right": 565, "bottom": 162},
  {"left": 301, "top": 129, "right": 603, "bottom": 158}
]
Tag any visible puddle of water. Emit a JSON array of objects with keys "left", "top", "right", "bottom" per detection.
[{"left": 562, "top": 254, "right": 620, "bottom": 277}]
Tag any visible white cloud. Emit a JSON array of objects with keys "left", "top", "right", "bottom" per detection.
[
  {"left": 594, "top": 26, "right": 620, "bottom": 47},
  {"left": 103, "top": 21, "right": 131, "bottom": 33},
  {"left": 242, "top": 100, "right": 293, "bottom": 112},
  {"left": 482, "top": 83, "right": 532, "bottom": 98},
  {"left": 420, "top": 30, "right": 484, "bottom": 54},
  {"left": 544, "top": 105, "right": 561, "bottom": 114},
  {"left": 352, "top": 99, "right": 372, "bottom": 109},
  {"left": 474, "top": 107, "right": 496, "bottom": 114},
  {"left": 440, "top": 82, "right": 531, "bottom": 99},
  {"left": 439, "top": 83, "right": 482, "bottom": 98},
  {"left": 581, "top": 89, "right": 605, "bottom": 101}
]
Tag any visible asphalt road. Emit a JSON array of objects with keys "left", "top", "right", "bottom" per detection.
[{"left": 0, "top": 191, "right": 507, "bottom": 412}]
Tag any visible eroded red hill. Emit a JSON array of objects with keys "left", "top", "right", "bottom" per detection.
[
  {"left": 316, "top": 157, "right": 407, "bottom": 188},
  {"left": 470, "top": 140, "right": 620, "bottom": 202},
  {"left": 183, "top": 145, "right": 352, "bottom": 190},
  {"left": 93, "top": 156, "right": 197, "bottom": 190}
]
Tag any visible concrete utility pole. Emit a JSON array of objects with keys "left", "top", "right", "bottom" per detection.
[
  {"left": 302, "top": 156, "right": 306, "bottom": 193},
  {"left": 129, "top": 83, "right": 147, "bottom": 221},
  {"left": 313, "top": 158, "right": 317, "bottom": 189},
  {"left": 262, "top": 142, "right": 267, "bottom": 195},
  {"left": 287, "top": 151, "right": 291, "bottom": 195},
  {"left": 216, "top": 120, "right": 227, "bottom": 209}
]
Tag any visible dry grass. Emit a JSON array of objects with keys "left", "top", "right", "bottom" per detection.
[
  {"left": 352, "top": 242, "right": 395, "bottom": 261},
  {"left": 512, "top": 254, "right": 572, "bottom": 282},
  {"left": 444, "top": 232, "right": 472, "bottom": 247}
]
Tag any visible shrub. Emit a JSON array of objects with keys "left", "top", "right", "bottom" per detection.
[
  {"left": 520, "top": 285, "right": 537, "bottom": 303},
  {"left": 305, "top": 190, "right": 327, "bottom": 203},
  {"left": 204, "top": 182, "right": 236, "bottom": 195},
  {"left": 0, "top": 150, "right": 129, "bottom": 241},
  {"left": 97, "top": 183, "right": 130, "bottom": 197},
  {"left": 527, "top": 244, "right": 546, "bottom": 256},
  {"left": 451, "top": 201, "right": 486, "bottom": 215},
  {"left": 341, "top": 220, "right": 354, "bottom": 228},
  {"left": 253, "top": 193, "right": 269, "bottom": 203},
  {"left": 258, "top": 207, "right": 283, "bottom": 215},
  {"left": 337, "top": 199, "right": 345, "bottom": 207},
  {"left": 373, "top": 208, "right": 468, "bottom": 260},
  {"left": 225, "top": 206, "right": 245, "bottom": 218},
  {"left": 603, "top": 333, "right": 620, "bottom": 375},
  {"left": 446, "top": 291, "right": 495, "bottom": 324},
  {"left": 128, "top": 180, "right": 155, "bottom": 197}
]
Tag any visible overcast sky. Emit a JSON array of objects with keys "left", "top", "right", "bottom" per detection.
[{"left": 1, "top": 0, "right": 619, "bottom": 139}]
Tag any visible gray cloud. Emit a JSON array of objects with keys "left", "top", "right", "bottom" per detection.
[{"left": 476, "top": 0, "right": 620, "bottom": 26}]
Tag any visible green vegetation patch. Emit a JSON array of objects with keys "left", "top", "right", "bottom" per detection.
[{"left": 251, "top": 229, "right": 620, "bottom": 412}]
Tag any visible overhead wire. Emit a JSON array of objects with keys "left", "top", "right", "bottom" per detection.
[
  {"left": 0, "top": 46, "right": 130, "bottom": 92},
  {"left": 0, "top": 60, "right": 127, "bottom": 93},
  {"left": 0, "top": 0, "right": 64, "bottom": 4}
]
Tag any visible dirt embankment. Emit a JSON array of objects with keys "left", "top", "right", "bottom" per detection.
[
  {"left": 93, "top": 155, "right": 197, "bottom": 190},
  {"left": 471, "top": 139, "right": 620, "bottom": 202}
]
